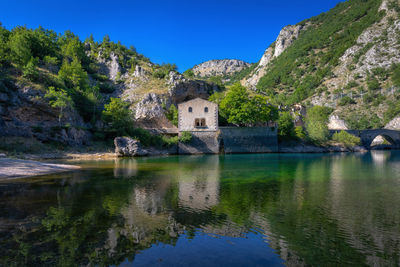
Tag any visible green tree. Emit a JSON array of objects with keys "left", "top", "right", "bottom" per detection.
[
  {"left": 58, "top": 57, "right": 89, "bottom": 90},
  {"left": 0, "top": 23, "right": 10, "bottom": 66},
  {"left": 45, "top": 87, "right": 74, "bottom": 125},
  {"left": 278, "top": 112, "right": 295, "bottom": 140},
  {"left": 8, "top": 26, "right": 32, "bottom": 66},
  {"left": 22, "top": 57, "right": 39, "bottom": 81},
  {"left": 305, "top": 106, "right": 332, "bottom": 143},
  {"left": 219, "top": 83, "right": 278, "bottom": 126},
  {"left": 166, "top": 104, "right": 178, "bottom": 126},
  {"left": 102, "top": 97, "right": 133, "bottom": 135}
]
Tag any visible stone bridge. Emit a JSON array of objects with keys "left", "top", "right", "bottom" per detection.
[{"left": 330, "top": 129, "right": 400, "bottom": 148}]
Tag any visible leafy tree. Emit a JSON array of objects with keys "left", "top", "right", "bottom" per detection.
[
  {"left": 166, "top": 104, "right": 178, "bottom": 126},
  {"left": 45, "top": 87, "right": 74, "bottom": 125},
  {"left": 278, "top": 112, "right": 295, "bottom": 140},
  {"left": 8, "top": 26, "right": 33, "bottom": 66},
  {"left": 295, "top": 126, "right": 307, "bottom": 140},
  {"left": 0, "top": 23, "right": 10, "bottom": 66},
  {"left": 305, "top": 106, "right": 332, "bottom": 143},
  {"left": 102, "top": 97, "right": 133, "bottom": 135},
  {"left": 219, "top": 83, "right": 278, "bottom": 126},
  {"left": 22, "top": 57, "right": 39, "bottom": 80},
  {"left": 85, "top": 85, "right": 102, "bottom": 123},
  {"left": 58, "top": 57, "right": 89, "bottom": 90}
]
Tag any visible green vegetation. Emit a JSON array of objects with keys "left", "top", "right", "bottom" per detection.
[
  {"left": 332, "top": 130, "right": 361, "bottom": 147},
  {"left": 256, "top": 0, "right": 383, "bottom": 105},
  {"left": 278, "top": 112, "right": 295, "bottom": 140},
  {"left": 338, "top": 96, "right": 356, "bottom": 106},
  {"left": 305, "top": 106, "right": 332, "bottom": 143},
  {"left": 45, "top": 87, "right": 74, "bottom": 125},
  {"left": 102, "top": 97, "right": 133, "bottom": 135},
  {"left": 179, "top": 131, "right": 192, "bottom": 143},
  {"left": 165, "top": 104, "right": 178, "bottom": 126},
  {"left": 218, "top": 83, "right": 278, "bottom": 126},
  {"left": 152, "top": 63, "right": 177, "bottom": 79}
]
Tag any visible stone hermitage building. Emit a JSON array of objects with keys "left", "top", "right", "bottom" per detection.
[
  {"left": 178, "top": 98, "right": 218, "bottom": 132},
  {"left": 177, "top": 98, "right": 278, "bottom": 154}
]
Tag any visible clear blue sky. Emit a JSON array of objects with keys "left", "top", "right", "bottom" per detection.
[{"left": 0, "top": 0, "right": 343, "bottom": 71}]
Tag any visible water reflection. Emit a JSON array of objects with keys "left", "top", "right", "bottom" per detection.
[{"left": 1, "top": 152, "right": 400, "bottom": 266}]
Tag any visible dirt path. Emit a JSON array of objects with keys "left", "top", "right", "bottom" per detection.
[{"left": 0, "top": 158, "right": 80, "bottom": 179}]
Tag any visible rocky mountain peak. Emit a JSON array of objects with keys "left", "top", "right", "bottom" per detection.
[
  {"left": 243, "top": 24, "right": 307, "bottom": 88},
  {"left": 192, "top": 59, "right": 250, "bottom": 78}
]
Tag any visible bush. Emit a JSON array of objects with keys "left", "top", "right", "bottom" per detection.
[
  {"left": 294, "top": 126, "right": 307, "bottom": 140},
  {"left": 152, "top": 64, "right": 177, "bottom": 79},
  {"left": 179, "top": 131, "right": 192, "bottom": 143},
  {"left": 338, "top": 96, "right": 356, "bottom": 106},
  {"left": 332, "top": 131, "right": 361, "bottom": 147}
]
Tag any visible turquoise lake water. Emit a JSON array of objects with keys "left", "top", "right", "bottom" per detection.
[{"left": 1, "top": 151, "right": 400, "bottom": 266}]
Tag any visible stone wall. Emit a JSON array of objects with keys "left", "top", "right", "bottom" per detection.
[
  {"left": 178, "top": 127, "right": 278, "bottom": 155},
  {"left": 219, "top": 127, "right": 278, "bottom": 153},
  {"left": 178, "top": 131, "right": 220, "bottom": 155}
]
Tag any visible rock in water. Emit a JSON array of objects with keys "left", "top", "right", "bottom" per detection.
[{"left": 114, "top": 137, "right": 148, "bottom": 157}]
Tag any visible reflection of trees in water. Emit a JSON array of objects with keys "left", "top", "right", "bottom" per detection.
[{"left": 2, "top": 153, "right": 400, "bottom": 266}]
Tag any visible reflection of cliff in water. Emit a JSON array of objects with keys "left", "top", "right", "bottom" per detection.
[{"left": 2, "top": 153, "right": 400, "bottom": 266}]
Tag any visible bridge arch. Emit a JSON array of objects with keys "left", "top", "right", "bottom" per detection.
[
  {"left": 329, "top": 129, "right": 400, "bottom": 149},
  {"left": 359, "top": 130, "right": 400, "bottom": 149}
]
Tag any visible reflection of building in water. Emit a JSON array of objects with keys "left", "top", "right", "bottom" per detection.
[
  {"left": 105, "top": 178, "right": 183, "bottom": 255},
  {"left": 177, "top": 156, "right": 220, "bottom": 211},
  {"left": 371, "top": 150, "right": 390, "bottom": 166},
  {"left": 113, "top": 159, "right": 137, "bottom": 178}
]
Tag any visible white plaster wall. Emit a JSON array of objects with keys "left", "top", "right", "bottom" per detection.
[{"left": 178, "top": 98, "right": 218, "bottom": 132}]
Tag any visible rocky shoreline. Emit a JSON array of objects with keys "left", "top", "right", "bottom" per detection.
[{"left": 0, "top": 158, "right": 80, "bottom": 180}]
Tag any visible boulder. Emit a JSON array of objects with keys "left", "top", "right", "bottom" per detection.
[{"left": 114, "top": 137, "right": 148, "bottom": 157}]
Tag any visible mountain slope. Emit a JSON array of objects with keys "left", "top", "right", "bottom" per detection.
[{"left": 241, "top": 0, "right": 400, "bottom": 129}]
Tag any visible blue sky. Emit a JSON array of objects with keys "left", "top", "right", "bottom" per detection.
[{"left": 0, "top": 0, "right": 343, "bottom": 71}]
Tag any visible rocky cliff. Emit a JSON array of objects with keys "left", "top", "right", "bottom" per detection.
[
  {"left": 191, "top": 59, "right": 250, "bottom": 78},
  {"left": 243, "top": 24, "right": 306, "bottom": 88}
]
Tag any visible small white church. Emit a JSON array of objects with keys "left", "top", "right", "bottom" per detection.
[{"left": 177, "top": 98, "right": 218, "bottom": 132}]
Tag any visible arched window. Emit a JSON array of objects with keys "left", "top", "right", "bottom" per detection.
[
  {"left": 204, "top": 107, "right": 208, "bottom": 113},
  {"left": 188, "top": 107, "right": 192, "bottom": 112}
]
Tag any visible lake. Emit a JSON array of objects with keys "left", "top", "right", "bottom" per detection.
[{"left": 1, "top": 151, "right": 400, "bottom": 266}]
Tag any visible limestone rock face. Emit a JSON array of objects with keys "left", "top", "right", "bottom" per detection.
[
  {"left": 385, "top": 116, "right": 400, "bottom": 130},
  {"left": 167, "top": 72, "right": 219, "bottom": 104},
  {"left": 114, "top": 137, "right": 148, "bottom": 157},
  {"left": 192, "top": 59, "right": 250, "bottom": 77},
  {"left": 97, "top": 51, "right": 121, "bottom": 81},
  {"left": 134, "top": 93, "right": 173, "bottom": 128},
  {"left": 274, "top": 25, "right": 304, "bottom": 58},
  {"left": 328, "top": 115, "right": 348, "bottom": 130},
  {"left": 244, "top": 24, "right": 306, "bottom": 88}
]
